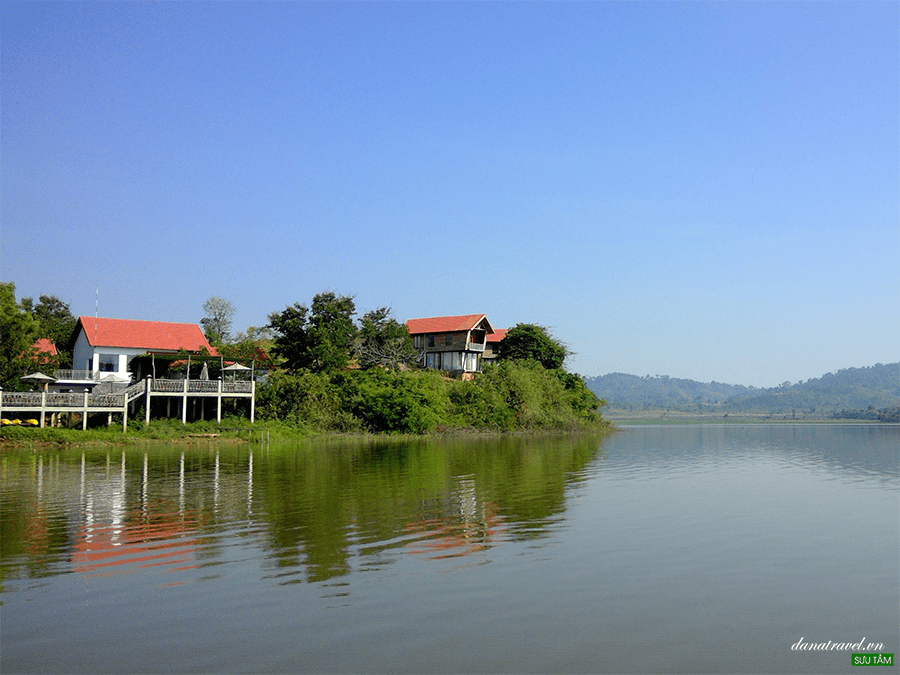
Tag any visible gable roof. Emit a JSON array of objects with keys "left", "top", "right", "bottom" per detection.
[
  {"left": 33, "top": 338, "right": 59, "bottom": 356},
  {"left": 75, "top": 317, "right": 214, "bottom": 353},
  {"left": 405, "top": 314, "right": 494, "bottom": 335}
]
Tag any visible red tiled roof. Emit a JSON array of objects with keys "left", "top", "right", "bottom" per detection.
[
  {"left": 76, "top": 317, "right": 214, "bottom": 353},
  {"left": 33, "top": 338, "right": 58, "bottom": 356},
  {"left": 405, "top": 314, "right": 494, "bottom": 335},
  {"left": 486, "top": 328, "right": 507, "bottom": 343}
]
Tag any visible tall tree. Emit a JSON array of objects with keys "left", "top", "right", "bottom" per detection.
[
  {"left": 498, "top": 323, "right": 569, "bottom": 370},
  {"left": 0, "top": 282, "right": 41, "bottom": 390},
  {"left": 268, "top": 292, "right": 357, "bottom": 373},
  {"left": 200, "top": 296, "right": 235, "bottom": 344},
  {"left": 21, "top": 294, "right": 76, "bottom": 368},
  {"left": 355, "top": 307, "right": 418, "bottom": 370}
]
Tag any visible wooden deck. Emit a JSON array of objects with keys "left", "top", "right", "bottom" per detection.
[{"left": 0, "top": 378, "right": 255, "bottom": 430}]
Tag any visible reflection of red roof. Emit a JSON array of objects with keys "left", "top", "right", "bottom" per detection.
[
  {"left": 72, "top": 513, "right": 201, "bottom": 576},
  {"left": 76, "top": 317, "right": 213, "bottom": 353},
  {"left": 486, "top": 329, "right": 507, "bottom": 343},
  {"left": 33, "top": 338, "right": 58, "bottom": 356},
  {"left": 406, "top": 314, "right": 494, "bottom": 335}
]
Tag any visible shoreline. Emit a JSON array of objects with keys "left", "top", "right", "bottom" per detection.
[{"left": 0, "top": 423, "right": 615, "bottom": 450}]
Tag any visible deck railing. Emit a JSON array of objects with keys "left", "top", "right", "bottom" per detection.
[
  {"left": 53, "top": 370, "right": 102, "bottom": 382},
  {"left": 1, "top": 392, "right": 126, "bottom": 408},
  {"left": 2, "top": 379, "right": 254, "bottom": 413},
  {"left": 223, "top": 381, "right": 252, "bottom": 393}
]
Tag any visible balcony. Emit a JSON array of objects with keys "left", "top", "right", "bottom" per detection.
[{"left": 53, "top": 370, "right": 102, "bottom": 382}]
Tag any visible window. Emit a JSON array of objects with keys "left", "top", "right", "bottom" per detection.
[
  {"left": 428, "top": 334, "right": 435, "bottom": 347},
  {"left": 99, "top": 354, "right": 118, "bottom": 372},
  {"left": 445, "top": 333, "right": 453, "bottom": 345},
  {"left": 413, "top": 335, "right": 422, "bottom": 349},
  {"left": 442, "top": 352, "right": 462, "bottom": 371}
]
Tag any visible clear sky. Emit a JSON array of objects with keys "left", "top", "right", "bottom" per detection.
[{"left": 2, "top": 1, "right": 897, "bottom": 387}]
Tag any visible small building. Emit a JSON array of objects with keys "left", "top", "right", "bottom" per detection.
[
  {"left": 70, "top": 317, "right": 215, "bottom": 387},
  {"left": 482, "top": 328, "right": 507, "bottom": 366},
  {"left": 405, "top": 314, "right": 495, "bottom": 378}
]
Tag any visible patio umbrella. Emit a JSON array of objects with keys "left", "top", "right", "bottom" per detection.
[
  {"left": 200, "top": 362, "right": 209, "bottom": 380},
  {"left": 222, "top": 363, "right": 251, "bottom": 381},
  {"left": 21, "top": 372, "right": 57, "bottom": 392}
]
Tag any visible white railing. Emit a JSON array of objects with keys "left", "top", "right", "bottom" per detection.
[
  {"left": 2, "top": 392, "right": 43, "bottom": 407},
  {"left": 1, "top": 392, "right": 124, "bottom": 409},
  {"left": 124, "top": 382, "right": 146, "bottom": 401},
  {"left": 467, "top": 342, "right": 486, "bottom": 352},
  {"left": 1, "top": 379, "right": 254, "bottom": 414},
  {"left": 188, "top": 381, "right": 220, "bottom": 393},
  {"left": 223, "top": 381, "right": 252, "bottom": 393},
  {"left": 53, "top": 370, "right": 101, "bottom": 381},
  {"left": 90, "top": 394, "right": 125, "bottom": 407},
  {"left": 46, "top": 393, "right": 86, "bottom": 407},
  {"left": 151, "top": 380, "right": 185, "bottom": 392}
]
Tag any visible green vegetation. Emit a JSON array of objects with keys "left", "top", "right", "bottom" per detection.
[
  {"left": 0, "top": 416, "right": 262, "bottom": 445},
  {"left": 586, "top": 363, "right": 900, "bottom": 418},
  {"left": 1, "top": 283, "right": 77, "bottom": 389},
  {"left": 499, "top": 323, "right": 569, "bottom": 370},
  {"left": 256, "top": 292, "right": 607, "bottom": 434},
  {"left": 268, "top": 292, "right": 359, "bottom": 373},
  {"left": 255, "top": 361, "right": 608, "bottom": 434}
]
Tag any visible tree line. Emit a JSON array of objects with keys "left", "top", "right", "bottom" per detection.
[
  {"left": 1, "top": 285, "right": 606, "bottom": 434},
  {"left": 585, "top": 363, "right": 900, "bottom": 416},
  {"left": 251, "top": 292, "right": 604, "bottom": 433}
]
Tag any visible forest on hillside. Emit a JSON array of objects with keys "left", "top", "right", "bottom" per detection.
[{"left": 584, "top": 363, "right": 900, "bottom": 419}]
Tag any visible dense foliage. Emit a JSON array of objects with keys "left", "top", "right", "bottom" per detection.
[
  {"left": 1, "top": 282, "right": 41, "bottom": 390},
  {"left": 1, "top": 283, "right": 77, "bottom": 388},
  {"left": 256, "top": 361, "right": 607, "bottom": 434},
  {"left": 268, "top": 293, "right": 359, "bottom": 373},
  {"left": 499, "top": 324, "right": 568, "bottom": 370}
]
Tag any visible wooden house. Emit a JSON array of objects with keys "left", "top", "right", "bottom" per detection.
[{"left": 405, "top": 314, "right": 495, "bottom": 378}]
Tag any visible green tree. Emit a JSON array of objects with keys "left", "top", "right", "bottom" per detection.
[
  {"left": 498, "top": 323, "right": 569, "bottom": 370},
  {"left": 20, "top": 294, "right": 76, "bottom": 368},
  {"left": 200, "top": 296, "right": 235, "bottom": 345},
  {"left": 0, "top": 282, "right": 41, "bottom": 390},
  {"left": 355, "top": 307, "right": 418, "bottom": 370},
  {"left": 268, "top": 292, "right": 357, "bottom": 373}
]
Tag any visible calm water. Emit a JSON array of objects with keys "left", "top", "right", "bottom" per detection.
[{"left": 1, "top": 425, "right": 897, "bottom": 674}]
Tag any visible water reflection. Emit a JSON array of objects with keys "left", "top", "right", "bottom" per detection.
[
  {"left": 1, "top": 435, "right": 603, "bottom": 587},
  {"left": 605, "top": 424, "right": 899, "bottom": 484}
]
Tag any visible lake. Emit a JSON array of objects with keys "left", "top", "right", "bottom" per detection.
[{"left": 1, "top": 425, "right": 897, "bottom": 674}]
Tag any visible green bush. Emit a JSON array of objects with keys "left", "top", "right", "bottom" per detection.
[{"left": 254, "top": 362, "right": 607, "bottom": 435}]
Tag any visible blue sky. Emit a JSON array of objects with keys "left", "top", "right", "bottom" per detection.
[{"left": 2, "top": 1, "right": 897, "bottom": 387}]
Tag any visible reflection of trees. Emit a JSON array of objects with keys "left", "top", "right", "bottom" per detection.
[
  {"left": 252, "top": 435, "right": 603, "bottom": 580},
  {"left": 1, "top": 435, "right": 605, "bottom": 586}
]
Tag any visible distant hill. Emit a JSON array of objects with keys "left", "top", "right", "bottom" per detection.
[{"left": 585, "top": 363, "right": 900, "bottom": 417}]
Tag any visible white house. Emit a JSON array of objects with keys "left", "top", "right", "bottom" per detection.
[{"left": 70, "top": 317, "right": 215, "bottom": 386}]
